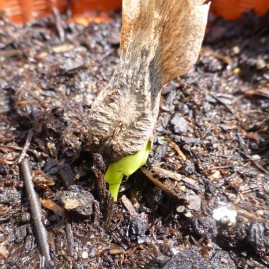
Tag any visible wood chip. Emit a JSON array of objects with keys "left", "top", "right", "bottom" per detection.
[
  {"left": 108, "top": 248, "right": 127, "bottom": 255},
  {"left": 150, "top": 166, "right": 198, "bottom": 187},
  {"left": 41, "top": 198, "right": 65, "bottom": 217},
  {"left": 166, "top": 137, "right": 186, "bottom": 160},
  {"left": 245, "top": 88, "right": 269, "bottom": 99},
  {"left": 200, "top": 47, "right": 233, "bottom": 66},
  {"left": 52, "top": 43, "right": 73, "bottom": 53},
  {"left": 36, "top": 51, "right": 48, "bottom": 60},
  {"left": 0, "top": 242, "right": 9, "bottom": 258},
  {"left": 121, "top": 195, "right": 137, "bottom": 215},
  {"left": 141, "top": 168, "right": 187, "bottom": 202}
]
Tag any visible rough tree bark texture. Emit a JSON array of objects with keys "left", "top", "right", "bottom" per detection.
[{"left": 88, "top": 0, "right": 210, "bottom": 162}]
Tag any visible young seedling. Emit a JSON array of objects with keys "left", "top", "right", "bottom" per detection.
[
  {"left": 88, "top": 0, "right": 210, "bottom": 199},
  {"left": 105, "top": 140, "right": 151, "bottom": 201}
]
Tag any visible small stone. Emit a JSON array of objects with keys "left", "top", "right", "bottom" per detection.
[
  {"left": 256, "top": 210, "right": 264, "bottom": 216},
  {"left": 0, "top": 188, "right": 21, "bottom": 205},
  {"left": 20, "top": 212, "right": 31, "bottom": 223},
  {"left": 233, "top": 68, "right": 240, "bottom": 74},
  {"left": 209, "top": 170, "right": 221, "bottom": 181},
  {"left": 128, "top": 215, "right": 146, "bottom": 242},
  {"left": 213, "top": 206, "right": 237, "bottom": 226},
  {"left": 184, "top": 211, "right": 193, "bottom": 218},
  {"left": 210, "top": 249, "right": 237, "bottom": 269},
  {"left": 256, "top": 58, "right": 266, "bottom": 69},
  {"left": 176, "top": 205, "right": 185, "bottom": 213},
  {"left": 186, "top": 192, "right": 201, "bottom": 212},
  {"left": 0, "top": 242, "right": 9, "bottom": 258},
  {"left": 231, "top": 46, "right": 240, "bottom": 55},
  {"left": 108, "top": 31, "right": 120, "bottom": 45},
  {"left": 251, "top": 154, "right": 261, "bottom": 161},
  {"left": 81, "top": 250, "right": 89, "bottom": 259},
  {"left": 15, "top": 225, "right": 27, "bottom": 243},
  {"left": 60, "top": 185, "right": 94, "bottom": 217},
  {"left": 171, "top": 114, "right": 188, "bottom": 134},
  {"left": 88, "top": 246, "right": 97, "bottom": 258}
]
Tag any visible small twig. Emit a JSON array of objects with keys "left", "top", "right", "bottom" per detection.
[
  {"left": 127, "top": 246, "right": 138, "bottom": 257},
  {"left": 141, "top": 168, "right": 187, "bottom": 202},
  {"left": 0, "top": 28, "right": 30, "bottom": 50},
  {"left": 200, "top": 47, "right": 234, "bottom": 66},
  {"left": 0, "top": 143, "right": 41, "bottom": 159},
  {"left": 0, "top": 49, "right": 23, "bottom": 57},
  {"left": 235, "top": 206, "right": 264, "bottom": 221},
  {"left": 237, "top": 132, "right": 269, "bottom": 175},
  {"left": 237, "top": 132, "right": 249, "bottom": 155},
  {"left": 65, "top": 220, "right": 74, "bottom": 257},
  {"left": 18, "top": 130, "right": 33, "bottom": 163},
  {"left": 209, "top": 93, "right": 234, "bottom": 114},
  {"left": 150, "top": 165, "right": 199, "bottom": 192},
  {"left": 166, "top": 137, "right": 186, "bottom": 160},
  {"left": 20, "top": 158, "right": 52, "bottom": 267},
  {"left": 52, "top": 7, "right": 65, "bottom": 43},
  {"left": 242, "top": 151, "right": 269, "bottom": 175}
]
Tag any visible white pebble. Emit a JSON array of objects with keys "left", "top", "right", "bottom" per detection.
[
  {"left": 213, "top": 206, "right": 237, "bottom": 226},
  {"left": 81, "top": 250, "right": 89, "bottom": 259}
]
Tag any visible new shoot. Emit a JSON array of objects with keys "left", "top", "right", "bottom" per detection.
[{"left": 105, "top": 140, "right": 151, "bottom": 201}]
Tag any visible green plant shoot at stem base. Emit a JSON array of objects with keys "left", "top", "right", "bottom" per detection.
[{"left": 104, "top": 140, "right": 151, "bottom": 201}]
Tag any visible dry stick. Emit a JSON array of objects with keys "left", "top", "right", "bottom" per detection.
[
  {"left": 20, "top": 158, "right": 52, "bottom": 267},
  {"left": 52, "top": 7, "right": 65, "bottom": 43},
  {"left": 237, "top": 132, "right": 269, "bottom": 175},
  {"left": 0, "top": 144, "right": 44, "bottom": 160},
  {"left": 208, "top": 93, "right": 234, "bottom": 114},
  {"left": 150, "top": 165, "right": 199, "bottom": 192},
  {"left": 18, "top": 130, "right": 33, "bottom": 163},
  {"left": 166, "top": 137, "right": 186, "bottom": 160},
  {"left": 0, "top": 49, "right": 23, "bottom": 57},
  {"left": 141, "top": 167, "right": 187, "bottom": 202},
  {"left": 65, "top": 220, "right": 74, "bottom": 257}
]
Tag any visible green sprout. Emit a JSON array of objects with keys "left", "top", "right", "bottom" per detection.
[{"left": 104, "top": 140, "right": 151, "bottom": 201}]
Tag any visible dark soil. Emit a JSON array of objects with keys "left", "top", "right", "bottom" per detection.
[{"left": 0, "top": 10, "right": 269, "bottom": 269}]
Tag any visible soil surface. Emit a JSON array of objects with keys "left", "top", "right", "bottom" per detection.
[{"left": 0, "top": 10, "right": 269, "bottom": 269}]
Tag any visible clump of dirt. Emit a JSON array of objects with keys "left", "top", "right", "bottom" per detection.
[{"left": 0, "top": 10, "right": 268, "bottom": 269}]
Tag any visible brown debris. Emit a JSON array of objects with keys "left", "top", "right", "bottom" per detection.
[
  {"left": 245, "top": 88, "right": 269, "bottom": 99},
  {"left": 40, "top": 199, "right": 65, "bottom": 217},
  {"left": 121, "top": 195, "right": 137, "bottom": 215},
  {"left": 150, "top": 165, "right": 198, "bottom": 189},
  {"left": 58, "top": 163, "right": 75, "bottom": 187},
  {"left": 141, "top": 168, "right": 187, "bottom": 202},
  {"left": 166, "top": 137, "right": 187, "bottom": 160}
]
